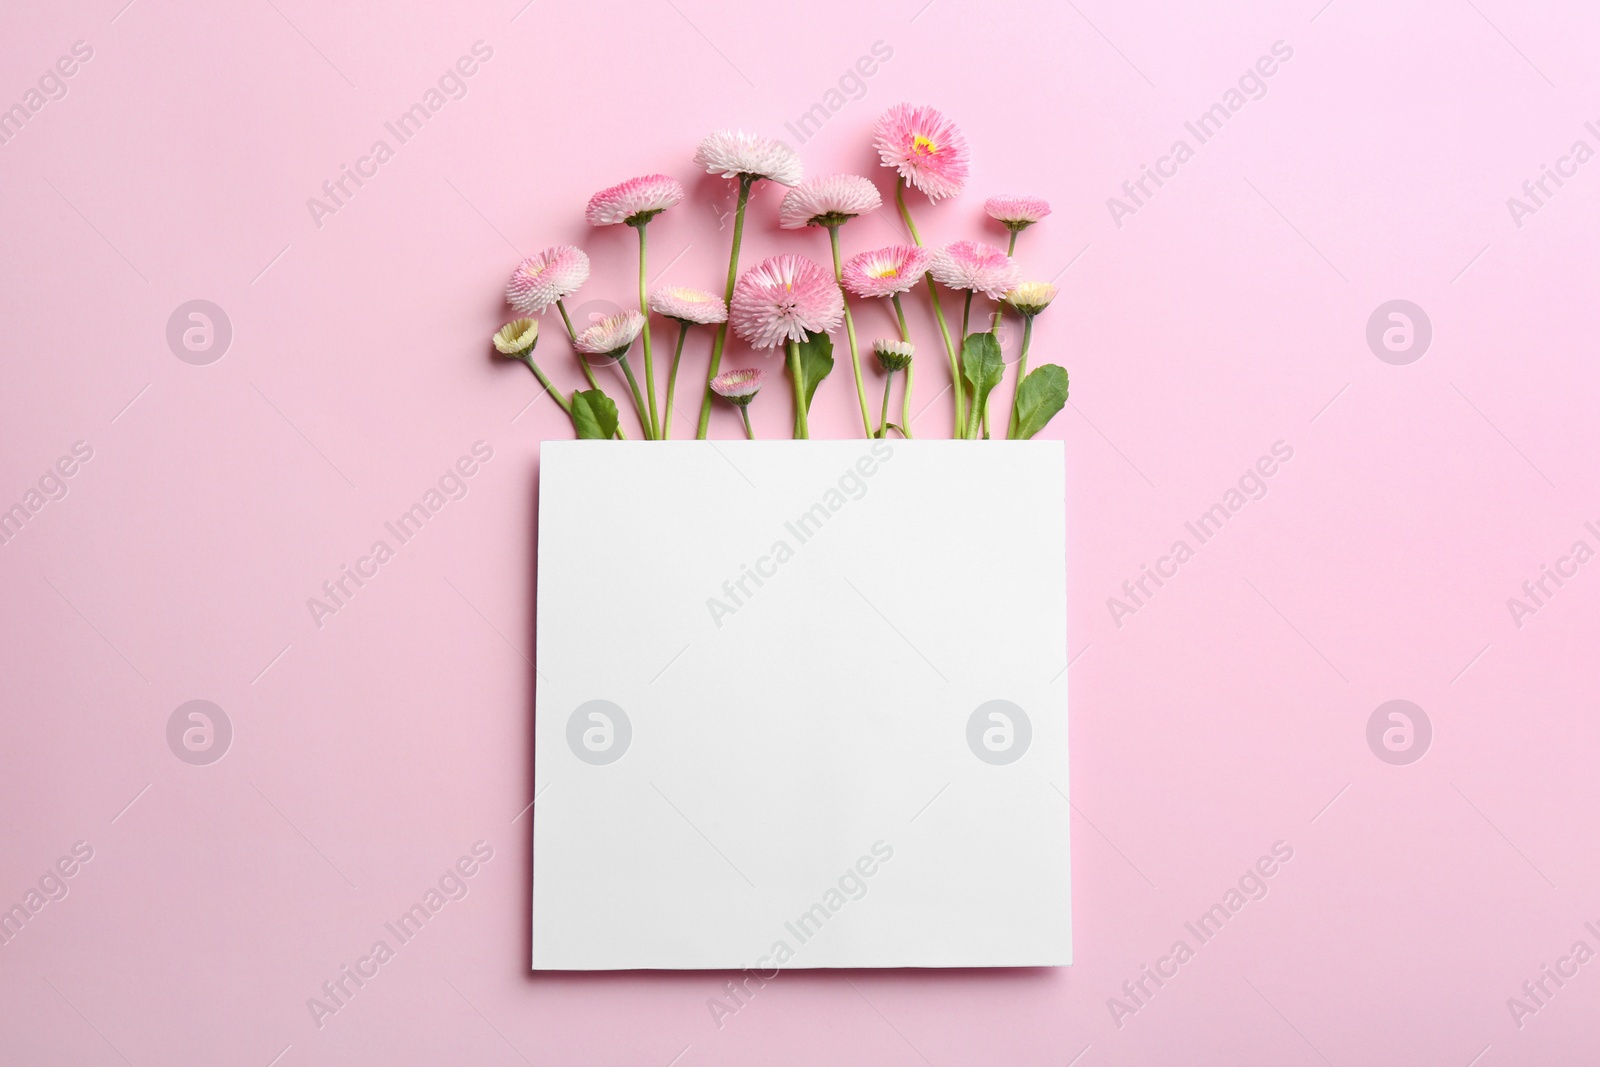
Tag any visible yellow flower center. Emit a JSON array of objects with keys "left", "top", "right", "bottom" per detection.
[
  {"left": 911, "top": 134, "right": 938, "bottom": 157},
  {"left": 871, "top": 267, "right": 898, "bottom": 278}
]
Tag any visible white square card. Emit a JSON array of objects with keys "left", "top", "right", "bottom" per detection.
[{"left": 532, "top": 440, "right": 1070, "bottom": 969}]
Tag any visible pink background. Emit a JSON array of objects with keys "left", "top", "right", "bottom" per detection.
[{"left": 3, "top": 0, "right": 1598, "bottom": 1063}]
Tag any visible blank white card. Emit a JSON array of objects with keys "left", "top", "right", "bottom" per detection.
[{"left": 533, "top": 440, "right": 1070, "bottom": 969}]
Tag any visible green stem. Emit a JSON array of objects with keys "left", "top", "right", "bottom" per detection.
[
  {"left": 559, "top": 299, "right": 601, "bottom": 391},
  {"left": 739, "top": 405, "right": 754, "bottom": 440},
  {"left": 615, "top": 351, "right": 650, "bottom": 437},
  {"left": 829, "top": 226, "right": 874, "bottom": 438},
  {"left": 896, "top": 176, "right": 963, "bottom": 437},
  {"left": 878, "top": 369, "right": 894, "bottom": 439},
  {"left": 890, "top": 295, "right": 915, "bottom": 438},
  {"left": 661, "top": 320, "right": 688, "bottom": 439},
  {"left": 958, "top": 290, "right": 975, "bottom": 438},
  {"left": 929, "top": 286, "right": 963, "bottom": 436},
  {"left": 998, "top": 233, "right": 1017, "bottom": 336},
  {"left": 901, "top": 358, "right": 914, "bottom": 439},
  {"left": 635, "top": 223, "right": 659, "bottom": 439},
  {"left": 1007, "top": 316, "right": 1034, "bottom": 439},
  {"left": 697, "top": 175, "right": 753, "bottom": 439},
  {"left": 895, "top": 176, "right": 924, "bottom": 245},
  {"left": 518, "top": 356, "right": 572, "bottom": 415},
  {"left": 787, "top": 339, "right": 809, "bottom": 439}
]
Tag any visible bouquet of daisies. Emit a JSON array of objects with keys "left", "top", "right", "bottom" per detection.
[{"left": 492, "top": 104, "right": 1068, "bottom": 442}]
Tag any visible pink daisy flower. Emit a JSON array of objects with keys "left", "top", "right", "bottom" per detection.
[
  {"left": 873, "top": 104, "right": 969, "bottom": 201},
  {"left": 710, "top": 367, "right": 764, "bottom": 403},
  {"left": 730, "top": 254, "right": 844, "bottom": 349},
  {"left": 694, "top": 130, "right": 803, "bottom": 186},
  {"left": 585, "top": 174, "right": 685, "bottom": 226},
  {"left": 841, "top": 245, "right": 931, "bottom": 299},
  {"left": 649, "top": 286, "right": 728, "bottom": 325},
  {"left": 574, "top": 309, "right": 646, "bottom": 356},
  {"left": 929, "top": 240, "right": 1020, "bottom": 299},
  {"left": 985, "top": 195, "right": 1052, "bottom": 231},
  {"left": 505, "top": 245, "right": 590, "bottom": 315},
  {"left": 778, "top": 175, "right": 882, "bottom": 229}
]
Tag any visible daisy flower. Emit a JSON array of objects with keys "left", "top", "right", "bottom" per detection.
[
  {"left": 734, "top": 256, "right": 844, "bottom": 440},
  {"left": 841, "top": 245, "right": 931, "bottom": 299},
  {"left": 649, "top": 286, "right": 728, "bottom": 325},
  {"left": 711, "top": 368, "right": 764, "bottom": 439},
  {"left": 782, "top": 175, "right": 884, "bottom": 436},
  {"left": 589, "top": 177, "right": 685, "bottom": 437},
  {"left": 574, "top": 310, "right": 646, "bottom": 357},
  {"left": 730, "top": 255, "right": 844, "bottom": 350},
  {"left": 693, "top": 130, "right": 803, "bottom": 186},
  {"left": 985, "top": 195, "right": 1052, "bottom": 231},
  {"left": 711, "top": 368, "right": 764, "bottom": 403},
  {"left": 778, "top": 175, "right": 882, "bottom": 229},
  {"left": 929, "top": 240, "right": 1021, "bottom": 300},
  {"left": 932, "top": 241, "right": 1018, "bottom": 437},
  {"left": 492, "top": 318, "right": 571, "bottom": 417},
  {"left": 875, "top": 104, "right": 968, "bottom": 433},
  {"left": 585, "top": 174, "right": 685, "bottom": 227},
  {"left": 574, "top": 310, "right": 651, "bottom": 437},
  {"left": 506, "top": 246, "right": 590, "bottom": 316},
  {"left": 651, "top": 286, "right": 728, "bottom": 439},
  {"left": 874, "top": 104, "right": 969, "bottom": 202},
  {"left": 873, "top": 339, "right": 914, "bottom": 372},
  {"left": 1005, "top": 281, "right": 1058, "bottom": 317},
  {"left": 693, "top": 129, "right": 802, "bottom": 438},
  {"left": 870, "top": 340, "right": 915, "bottom": 439},
  {"left": 1003, "top": 285, "right": 1058, "bottom": 439},
  {"left": 492, "top": 318, "right": 538, "bottom": 357},
  {"left": 844, "top": 246, "right": 926, "bottom": 427}
]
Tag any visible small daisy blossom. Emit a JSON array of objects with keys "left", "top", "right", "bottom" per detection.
[
  {"left": 929, "top": 240, "right": 1020, "bottom": 299},
  {"left": 585, "top": 174, "right": 686, "bottom": 226},
  {"left": 650, "top": 286, "right": 728, "bottom": 325},
  {"left": 873, "top": 339, "right": 914, "bottom": 372},
  {"left": 694, "top": 130, "right": 803, "bottom": 186},
  {"left": 492, "top": 318, "right": 538, "bottom": 357},
  {"left": 574, "top": 309, "right": 646, "bottom": 356},
  {"left": 505, "top": 246, "right": 590, "bottom": 315},
  {"left": 710, "top": 367, "right": 764, "bottom": 403},
  {"left": 873, "top": 103, "right": 969, "bottom": 201},
  {"left": 730, "top": 254, "right": 845, "bottom": 349},
  {"left": 778, "top": 175, "right": 882, "bottom": 229},
  {"left": 985, "top": 195, "right": 1052, "bottom": 231},
  {"left": 841, "top": 245, "right": 931, "bottom": 299},
  {"left": 1005, "top": 281, "right": 1058, "bottom": 317}
]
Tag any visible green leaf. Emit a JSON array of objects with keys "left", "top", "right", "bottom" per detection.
[
  {"left": 961, "top": 332, "right": 1004, "bottom": 438},
  {"left": 1011, "top": 364, "right": 1069, "bottom": 440},
  {"left": 795, "top": 330, "right": 834, "bottom": 414},
  {"left": 570, "top": 388, "right": 620, "bottom": 440}
]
